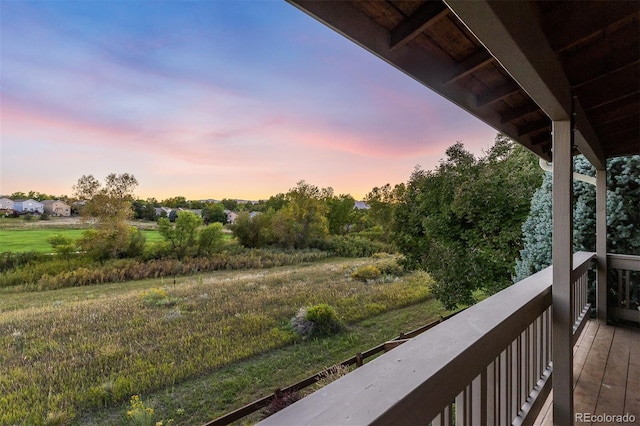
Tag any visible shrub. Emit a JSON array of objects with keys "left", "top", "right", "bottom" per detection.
[
  {"left": 305, "top": 304, "right": 341, "bottom": 336},
  {"left": 309, "top": 235, "right": 393, "bottom": 258},
  {"left": 290, "top": 304, "right": 342, "bottom": 338},
  {"left": 0, "top": 251, "right": 45, "bottom": 272},
  {"left": 141, "top": 288, "right": 171, "bottom": 307},
  {"left": 0, "top": 248, "right": 331, "bottom": 290},
  {"left": 290, "top": 307, "right": 314, "bottom": 338},
  {"left": 351, "top": 265, "right": 382, "bottom": 281},
  {"left": 376, "top": 257, "right": 404, "bottom": 276}
]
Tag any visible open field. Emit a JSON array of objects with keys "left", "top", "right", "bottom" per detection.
[
  {"left": 0, "top": 218, "right": 233, "bottom": 253},
  {"left": 80, "top": 298, "right": 450, "bottom": 425},
  {"left": 0, "top": 256, "right": 436, "bottom": 425},
  {"left": 0, "top": 228, "right": 165, "bottom": 253}
]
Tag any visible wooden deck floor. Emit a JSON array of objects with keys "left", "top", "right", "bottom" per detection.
[{"left": 535, "top": 320, "right": 640, "bottom": 425}]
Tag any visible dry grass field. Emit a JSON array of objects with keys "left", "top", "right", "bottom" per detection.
[{"left": 0, "top": 256, "right": 437, "bottom": 425}]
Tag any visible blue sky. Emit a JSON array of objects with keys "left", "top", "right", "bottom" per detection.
[{"left": 1, "top": 0, "right": 497, "bottom": 200}]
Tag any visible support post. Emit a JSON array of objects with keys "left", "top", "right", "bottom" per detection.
[
  {"left": 552, "top": 120, "right": 574, "bottom": 425},
  {"left": 596, "top": 168, "right": 607, "bottom": 323}
]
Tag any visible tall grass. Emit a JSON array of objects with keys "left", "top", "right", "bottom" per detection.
[
  {"left": 0, "top": 249, "right": 330, "bottom": 290},
  {"left": 0, "top": 257, "right": 433, "bottom": 425}
]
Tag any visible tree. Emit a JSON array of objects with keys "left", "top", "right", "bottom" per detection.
[
  {"left": 202, "top": 202, "right": 227, "bottom": 224},
  {"left": 132, "top": 198, "right": 158, "bottom": 221},
  {"left": 364, "top": 183, "right": 405, "bottom": 237},
  {"left": 221, "top": 198, "right": 239, "bottom": 212},
  {"left": 197, "top": 222, "right": 225, "bottom": 257},
  {"left": 161, "top": 196, "right": 188, "bottom": 208},
  {"left": 515, "top": 155, "right": 640, "bottom": 281},
  {"left": 47, "top": 234, "right": 76, "bottom": 264},
  {"left": 158, "top": 210, "right": 223, "bottom": 259},
  {"left": 395, "top": 136, "right": 542, "bottom": 309},
  {"left": 231, "top": 210, "right": 274, "bottom": 248},
  {"left": 270, "top": 181, "right": 329, "bottom": 248},
  {"left": 263, "top": 193, "right": 287, "bottom": 212},
  {"left": 325, "top": 193, "right": 355, "bottom": 235},
  {"left": 158, "top": 211, "right": 202, "bottom": 260},
  {"left": 513, "top": 173, "right": 553, "bottom": 281},
  {"left": 72, "top": 173, "right": 139, "bottom": 260}
]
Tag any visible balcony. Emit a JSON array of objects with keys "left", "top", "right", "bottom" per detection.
[
  {"left": 276, "top": 1, "right": 639, "bottom": 424},
  {"left": 258, "top": 253, "right": 639, "bottom": 425}
]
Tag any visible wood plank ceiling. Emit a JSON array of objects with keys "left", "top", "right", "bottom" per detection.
[{"left": 287, "top": 0, "right": 639, "bottom": 165}]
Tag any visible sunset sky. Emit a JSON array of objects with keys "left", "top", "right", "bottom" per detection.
[{"left": 1, "top": 1, "right": 498, "bottom": 201}]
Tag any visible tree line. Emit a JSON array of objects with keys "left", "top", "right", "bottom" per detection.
[{"left": 28, "top": 134, "right": 640, "bottom": 310}]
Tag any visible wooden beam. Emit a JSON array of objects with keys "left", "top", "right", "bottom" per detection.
[
  {"left": 541, "top": 2, "right": 640, "bottom": 53},
  {"left": 389, "top": 1, "right": 449, "bottom": 51},
  {"left": 443, "top": 51, "right": 494, "bottom": 85},
  {"left": 552, "top": 120, "right": 574, "bottom": 426},
  {"left": 574, "top": 100, "right": 606, "bottom": 170},
  {"left": 573, "top": 59, "right": 640, "bottom": 90},
  {"left": 575, "top": 64, "right": 639, "bottom": 111},
  {"left": 531, "top": 132, "right": 550, "bottom": 146},
  {"left": 476, "top": 83, "right": 521, "bottom": 107},
  {"left": 517, "top": 119, "right": 551, "bottom": 137},
  {"left": 444, "top": 0, "right": 606, "bottom": 169},
  {"left": 500, "top": 103, "right": 540, "bottom": 124},
  {"left": 594, "top": 114, "right": 639, "bottom": 136}
]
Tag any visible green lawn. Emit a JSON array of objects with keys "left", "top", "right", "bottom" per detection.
[{"left": 0, "top": 228, "right": 164, "bottom": 253}]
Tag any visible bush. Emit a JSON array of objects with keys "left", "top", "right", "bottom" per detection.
[
  {"left": 305, "top": 304, "right": 342, "bottom": 336},
  {"left": 310, "top": 235, "right": 393, "bottom": 258},
  {"left": 290, "top": 304, "right": 342, "bottom": 338},
  {"left": 375, "top": 255, "right": 404, "bottom": 276},
  {"left": 140, "top": 288, "right": 178, "bottom": 308},
  {"left": 0, "top": 251, "right": 45, "bottom": 272},
  {"left": 351, "top": 265, "right": 381, "bottom": 281}
]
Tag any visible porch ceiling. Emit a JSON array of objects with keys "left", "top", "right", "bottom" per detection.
[{"left": 287, "top": 0, "right": 639, "bottom": 169}]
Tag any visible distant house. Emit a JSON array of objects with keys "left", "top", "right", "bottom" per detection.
[
  {"left": 42, "top": 200, "right": 71, "bottom": 217},
  {"left": 0, "top": 197, "right": 15, "bottom": 212},
  {"left": 179, "top": 208, "right": 202, "bottom": 217},
  {"left": 155, "top": 206, "right": 172, "bottom": 217},
  {"left": 13, "top": 199, "right": 44, "bottom": 214},
  {"left": 354, "top": 201, "right": 370, "bottom": 210},
  {"left": 224, "top": 210, "right": 238, "bottom": 224}
]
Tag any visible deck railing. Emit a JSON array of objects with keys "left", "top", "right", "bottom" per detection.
[
  {"left": 572, "top": 252, "right": 593, "bottom": 343},
  {"left": 608, "top": 253, "right": 640, "bottom": 323},
  {"left": 258, "top": 252, "right": 595, "bottom": 426}
]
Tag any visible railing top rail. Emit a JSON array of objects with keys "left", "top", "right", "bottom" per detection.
[
  {"left": 607, "top": 253, "right": 640, "bottom": 271},
  {"left": 573, "top": 251, "right": 596, "bottom": 280}
]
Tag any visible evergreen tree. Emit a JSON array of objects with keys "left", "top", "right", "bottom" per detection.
[{"left": 515, "top": 155, "right": 640, "bottom": 282}]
